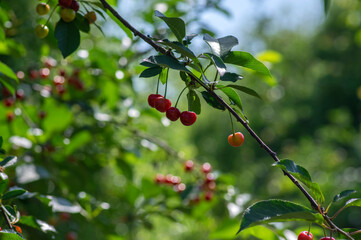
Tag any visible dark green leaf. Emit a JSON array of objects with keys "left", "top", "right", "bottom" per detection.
[
  {"left": 324, "top": 0, "right": 331, "bottom": 14},
  {"left": 0, "top": 229, "right": 24, "bottom": 240},
  {"left": 154, "top": 10, "right": 186, "bottom": 43},
  {"left": 224, "top": 51, "right": 272, "bottom": 77},
  {"left": 238, "top": 200, "right": 323, "bottom": 233},
  {"left": 54, "top": 20, "right": 81, "bottom": 58},
  {"left": 19, "top": 216, "right": 56, "bottom": 233},
  {"left": 227, "top": 84, "right": 262, "bottom": 99},
  {"left": 179, "top": 71, "right": 190, "bottom": 84},
  {"left": 105, "top": 9, "right": 133, "bottom": 39},
  {"left": 203, "top": 34, "right": 238, "bottom": 58},
  {"left": 273, "top": 159, "right": 325, "bottom": 203},
  {"left": 158, "top": 40, "right": 199, "bottom": 64},
  {"left": 333, "top": 190, "right": 357, "bottom": 203},
  {"left": 0, "top": 61, "right": 18, "bottom": 83},
  {"left": 220, "top": 72, "right": 243, "bottom": 82},
  {"left": 143, "top": 55, "right": 191, "bottom": 74},
  {"left": 202, "top": 53, "right": 226, "bottom": 76},
  {"left": 343, "top": 198, "right": 361, "bottom": 209},
  {"left": 201, "top": 91, "right": 225, "bottom": 110},
  {"left": 218, "top": 85, "right": 243, "bottom": 112},
  {"left": 140, "top": 61, "right": 158, "bottom": 68},
  {"left": 2, "top": 189, "right": 26, "bottom": 200},
  {"left": 74, "top": 13, "right": 90, "bottom": 33},
  {"left": 0, "top": 137, "right": 3, "bottom": 148},
  {"left": 0, "top": 156, "right": 17, "bottom": 168},
  {"left": 0, "top": 149, "right": 5, "bottom": 155},
  {"left": 0, "top": 173, "right": 9, "bottom": 195},
  {"left": 139, "top": 67, "right": 162, "bottom": 78},
  {"left": 187, "top": 90, "right": 201, "bottom": 114}
]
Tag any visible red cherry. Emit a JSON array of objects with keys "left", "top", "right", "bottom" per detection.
[
  {"left": 44, "top": 57, "right": 57, "bottom": 68},
  {"left": 59, "top": 69, "right": 66, "bottom": 77},
  {"left": 70, "top": 0, "right": 79, "bottom": 12},
  {"left": 155, "top": 98, "right": 171, "bottom": 112},
  {"left": 171, "top": 176, "right": 181, "bottom": 185},
  {"left": 15, "top": 89, "right": 25, "bottom": 101},
  {"left": 166, "top": 107, "right": 181, "bottom": 121},
  {"left": 154, "top": 174, "right": 165, "bottom": 184},
  {"left": 6, "top": 112, "right": 15, "bottom": 122},
  {"left": 180, "top": 111, "right": 197, "bottom": 126},
  {"left": 40, "top": 68, "right": 50, "bottom": 79},
  {"left": 53, "top": 75, "right": 65, "bottom": 85},
  {"left": 59, "top": 0, "right": 72, "bottom": 7},
  {"left": 3, "top": 98, "right": 14, "bottom": 107},
  {"left": 38, "top": 111, "right": 47, "bottom": 119},
  {"left": 298, "top": 231, "right": 313, "bottom": 240},
  {"left": 29, "top": 69, "right": 38, "bottom": 80},
  {"left": 16, "top": 71, "right": 25, "bottom": 80},
  {"left": 205, "top": 191, "right": 213, "bottom": 201},
  {"left": 228, "top": 132, "right": 244, "bottom": 147},
  {"left": 165, "top": 174, "right": 173, "bottom": 184},
  {"left": 184, "top": 160, "right": 194, "bottom": 172},
  {"left": 60, "top": 212, "right": 71, "bottom": 221},
  {"left": 202, "top": 162, "right": 212, "bottom": 174},
  {"left": 205, "top": 173, "right": 215, "bottom": 183},
  {"left": 320, "top": 238, "right": 334, "bottom": 240},
  {"left": 175, "top": 183, "right": 186, "bottom": 193},
  {"left": 66, "top": 231, "right": 77, "bottom": 240},
  {"left": 56, "top": 85, "right": 66, "bottom": 95},
  {"left": 205, "top": 181, "right": 216, "bottom": 191},
  {"left": 147, "top": 94, "right": 163, "bottom": 108}
]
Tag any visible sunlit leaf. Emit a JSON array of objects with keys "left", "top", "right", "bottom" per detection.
[
  {"left": 203, "top": 34, "right": 238, "bottom": 58},
  {"left": 218, "top": 85, "right": 243, "bottom": 112},
  {"left": 158, "top": 40, "right": 199, "bottom": 64},
  {"left": 155, "top": 10, "right": 186, "bottom": 43},
  {"left": 0, "top": 156, "right": 17, "bottom": 168},
  {"left": 0, "top": 173, "right": 8, "bottom": 195},
  {"left": 238, "top": 200, "right": 323, "bottom": 233},
  {"left": 0, "top": 61, "right": 18, "bottom": 82},
  {"left": 333, "top": 190, "right": 357, "bottom": 203},
  {"left": 226, "top": 84, "right": 261, "bottom": 99},
  {"left": 0, "top": 229, "right": 24, "bottom": 239},
  {"left": 19, "top": 216, "right": 56, "bottom": 233},
  {"left": 187, "top": 89, "right": 201, "bottom": 114},
  {"left": 201, "top": 53, "right": 226, "bottom": 76}
]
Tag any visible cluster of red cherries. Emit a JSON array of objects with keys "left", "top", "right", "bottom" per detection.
[
  {"left": 298, "top": 231, "right": 335, "bottom": 240},
  {"left": 148, "top": 94, "right": 197, "bottom": 126},
  {"left": 154, "top": 160, "right": 216, "bottom": 203}
]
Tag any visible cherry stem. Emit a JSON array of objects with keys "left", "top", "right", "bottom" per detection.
[
  {"left": 331, "top": 206, "right": 345, "bottom": 220},
  {"left": 350, "top": 230, "right": 361, "bottom": 236},
  {"left": 228, "top": 111, "right": 235, "bottom": 136},
  {"left": 44, "top": 4, "right": 58, "bottom": 26},
  {"left": 156, "top": 73, "right": 160, "bottom": 94},
  {"left": 175, "top": 85, "right": 188, "bottom": 108},
  {"left": 308, "top": 224, "right": 311, "bottom": 236},
  {"left": 164, "top": 68, "right": 169, "bottom": 98}
]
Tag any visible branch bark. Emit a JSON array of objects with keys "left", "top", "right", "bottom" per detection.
[{"left": 99, "top": 1, "right": 354, "bottom": 239}]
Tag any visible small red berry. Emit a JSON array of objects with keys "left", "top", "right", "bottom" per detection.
[
  {"left": 154, "top": 174, "right": 165, "bottom": 184},
  {"left": 155, "top": 98, "right": 171, "bottom": 112},
  {"left": 205, "top": 191, "right": 213, "bottom": 201},
  {"left": 228, "top": 132, "right": 244, "bottom": 147},
  {"left": 85, "top": 11, "right": 97, "bottom": 24},
  {"left": 175, "top": 183, "right": 186, "bottom": 193},
  {"left": 66, "top": 231, "right": 77, "bottom": 240},
  {"left": 16, "top": 71, "right": 25, "bottom": 80},
  {"left": 6, "top": 112, "right": 15, "bottom": 122},
  {"left": 59, "top": 69, "right": 66, "bottom": 77},
  {"left": 205, "top": 173, "right": 215, "bottom": 183},
  {"left": 180, "top": 111, "right": 197, "bottom": 126},
  {"left": 15, "top": 89, "right": 25, "bottom": 100},
  {"left": 3, "top": 98, "right": 14, "bottom": 107},
  {"left": 298, "top": 231, "right": 313, "bottom": 240},
  {"left": 38, "top": 111, "right": 47, "bottom": 119},
  {"left": 171, "top": 176, "right": 181, "bottom": 185},
  {"left": 184, "top": 160, "right": 194, "bottom": 172},
  {"left": 44, "top": 57, "right": 57, "bottom": 68},
  {"left": 59, "top": 0, "right": 72, "bottom": 8},
  {"left": 60, "top": 212, "right": 71, "bottom": 221},
  {"left": 70, "top": 0, "right": 79, "bottom": 12},
  {"left": 56, "top": 85, "right": 66, "bottom": 95},
  {"left": 320, "top": 238, "right": 334, "bottom": 240},
  {"left": 53, "top": 75, "right": 65, "bottom": 85},
  {"left": 14, "top": 225, "right": 22, "bottom": 234},
  {"left": 29, "top": 69, "right": 38, "bottom": 80},
  {"left": 202, "top": 162, "right": 212, "bottom": 174},
  {"left": 205, "top": 181, "right": 216, "bottom": 191},
  {"left": 40, "top": 68, "right": 50, "bottom": 79},
  {"left": 147, "top": 94, "right": 162, "bottom": 108},
  {"left": 166, "top": 107, "right": 181, "bottom": 121}
]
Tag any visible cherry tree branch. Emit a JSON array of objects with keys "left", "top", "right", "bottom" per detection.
[{"left": 98, "top": 1, "right": 354, "bottom": 239}]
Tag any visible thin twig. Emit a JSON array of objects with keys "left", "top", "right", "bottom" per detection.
[
  {"left": 1, "top": 204, "right": 13, "bottom": 230},
  {"left": 98, "top": 1, "right": 355, "bottom": 239}
]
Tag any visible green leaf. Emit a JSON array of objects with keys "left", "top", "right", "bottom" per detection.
[
  {"left": 0, "top": 229, "right": 24, "bottom": 240},
  {"left": 226, "top": 84, "right": 262, "bottom": 99},
  {"left": 220, "top": 72, "right": 243, "bottom": 82},
  {"left": 158, "top": 40, "right": 199, "bottom": 64},
  {"left": 154, "top": 10, "right": 186, "bottom": 43},
  {"left": 0, "top": 28, "right": 5, "bottom": 42},
  {"left": 187, "top": 90, "right": 201, "bottom": 114},
  {"left": 0, "top": 137, "right": 3, "bottom": 148},
  {"left": 105, "top": 9, "right": 133, "bottom": 39},
  {"left": 201, "top": 91, "right": 225, "bottom": 110},
  {"left": 0, "top": 156, "right": 17, "bottom": 168},
  {"left": 54, "top": 20, "right": 81, "bottom": 58},
  {"left": 273, "top": 159, "right": 325, "bottom": 203},
  {"left": 224, "top": 51, "right": 272, "bottom": 77},
  {"left": 139, "top": 67, "right": 162, "bottom": 78},
  {"left": 324, "top": 0, "right": 331, "bottom": 14},
  {"left": 333, "top": 190, "right": 357, "bottom": 203},
  {"left": 179, "top": 71, "right": 190, "bottom": 84},
  {"left": 2, "top": 189, "right": 26, "bottom": 201},
  {"left": 0, "top": 78, "right": 17, "bottom": 95},
  {"left": 343, "top": 198, "right": 361, "bottom": 209},
  {"left": 143, "top": 55, "right": 191, "bottom": 74},
  {"left": 218, "top": 85, "right": 243, "bottom": 112},
  {"left": 203, "top": 34, "right": 238, "bottom": 58},
  {"left": 74, "top": 13, "right": 90, "bottom": 33},
  {"left": 0, "top": 61, "right": 18, "bottom": 83},
  {"left": 238, "top": 199, "right": 323, "bottom": 233},
  {"left": 202, "top": 53, "right": 226, "bottom": 76},
  {"left": 0, "top": 173, "right": 9, "bottom": 195},
  {"left": 64, "top": 131, "right": 92, "bottom": 156},
  {"left": 159, "top": 67, "right": 168, "bottom": 85},
  {"left": 19, "top": 216, "right": 56, "bottom": 233}
]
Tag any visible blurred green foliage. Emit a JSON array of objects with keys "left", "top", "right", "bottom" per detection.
[{"left": 0, "top": 0, "right": 360, "bottom": 239}]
